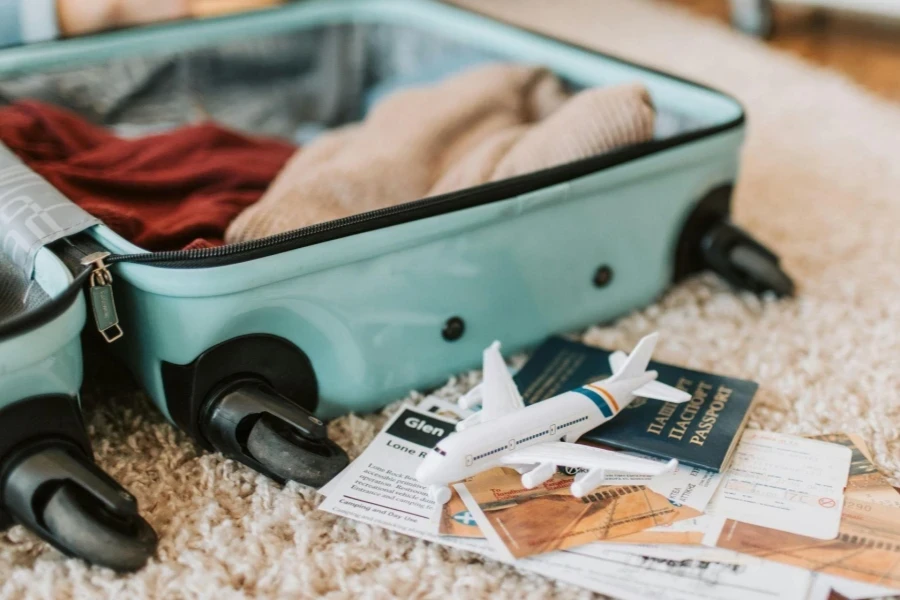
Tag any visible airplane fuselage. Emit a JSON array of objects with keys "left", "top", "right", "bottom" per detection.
[
  {"left": 457, "top": 391, "right": 603, "bottom": 467},
  {"left": 417, "top": 373, "right": 654, "bottom": 487}
]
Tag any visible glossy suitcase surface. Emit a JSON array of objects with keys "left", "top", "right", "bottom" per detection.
[{"left": 0, "top": 0, "right": 789, "bottom": 492}]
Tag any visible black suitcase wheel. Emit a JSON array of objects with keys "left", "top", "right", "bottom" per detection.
[
  {"left": 728, "top": 245, "right": 794, "bottom": 298},
  {"left": 2, "top": 442, "right": 156, "bottom": 571},
  {"left": 698, "top": 220, "right": 795, "bottom": 297},
  {"left": 246, "top": 414, "right": 349, "bottom": 489},
  {"left": 42, "top": 484, "right": 157, "bottom": 571},
  {"left": 201, "top": 379, "right": 349, "bottom": 488}
]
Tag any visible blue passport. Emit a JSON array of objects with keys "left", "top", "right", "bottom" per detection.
[{"left": 514, "top": 336, "right": 759, "bottom": 472}]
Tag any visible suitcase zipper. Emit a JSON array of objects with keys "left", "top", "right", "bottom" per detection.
[
  {"left": 100, "top": 119, "right": 742, "bottom": 270},
  {"left": 106, "top": 192, "right": 455, "bottom": 268},
  {"left": 0, "top": 237, "right": 125, "bottom": 344},
  {"left": 19, "top": 162, "right": 596, "bottom": 343},
  {"left": 51, "top": 236, "right": 126, "bottom": 344},
  {"left": 80, "top": 251, "right": 124, "bottom": 343}
]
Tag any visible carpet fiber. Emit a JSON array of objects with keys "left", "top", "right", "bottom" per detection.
[{"left": 3, "top": 1, "right": 899, "bottom": 597}]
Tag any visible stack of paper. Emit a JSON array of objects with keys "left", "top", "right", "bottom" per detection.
[{"left": 318, "top": 397, "right": 900, "bottom": 599}]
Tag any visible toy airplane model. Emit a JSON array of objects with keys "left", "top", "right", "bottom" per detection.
[{"left": 416, "top": 333, "right": 692, "bottom": 504}]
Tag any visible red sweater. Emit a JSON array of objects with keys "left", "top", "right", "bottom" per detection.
[{"left": 0, "top": 101, "right": 295, "bottom": 251}]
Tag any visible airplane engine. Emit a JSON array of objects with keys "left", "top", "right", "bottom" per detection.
[
  {"left": 570, "top": 468, "right": 607, "bottom": 498},
  {"left": 521, "top": 462, "right": 556, "bottom": 489}
]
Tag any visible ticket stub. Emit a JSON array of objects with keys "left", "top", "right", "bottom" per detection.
[
  {"left": 704, "top": 430, "right": 851, "bottom": 540},
  {"left": 704, "top": 433, "right": 900, "bottom": 590}
]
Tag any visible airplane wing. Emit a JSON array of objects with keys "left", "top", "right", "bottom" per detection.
[
  {"left": 499, "top": 442, "right": 674, "bottom": 476},
  {"left": 458, "top": 383, "right": 483, "bottom": 410},
  {"left": 479, "top": 341, "right": 525, "bottom": 422},
  {"left": 632, "top": 380, "right": 692, "bottom": 403}
]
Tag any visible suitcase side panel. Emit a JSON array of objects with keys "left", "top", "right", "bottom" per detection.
[
  {"left": 0, "top": 249, "right": 85, "bottom": 529},
  {"left": 111, "top": 131, "right": 741, "bottom": 421},
  {"left": 0, "top": 334, "right": 83, "bottom": 407},
  {"left": 0, "top": 248, "right": 85, "bottom": 399}
]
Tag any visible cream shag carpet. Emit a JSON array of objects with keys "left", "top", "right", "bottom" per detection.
[{"left": 3, "top": 1, "right": 900, "bottom": 598}]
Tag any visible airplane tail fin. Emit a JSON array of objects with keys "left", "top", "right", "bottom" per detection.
[
  {"left": 610, "top": 333, "right": 692, "bottom": 404},
  {"left": 608, "top": 350, "right": 628, "bottom": 375},
  {"left": 610, "top": 332, "right": 659, "bottom": 380}
]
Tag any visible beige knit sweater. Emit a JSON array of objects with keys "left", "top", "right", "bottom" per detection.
[{"left": 225, "top": 63, "right": 656, "bottom": 243}]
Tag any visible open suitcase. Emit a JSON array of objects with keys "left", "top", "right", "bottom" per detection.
[
  {"left": 0, "top": 0, "right": 792, "bottom": 555},
  {"left": 0, "top": 238, "right": 156, "bottom": 570}
]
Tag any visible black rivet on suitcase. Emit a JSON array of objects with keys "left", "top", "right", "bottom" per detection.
[
  {"left": 442, "top": 317, "right": 465, "bottom": 341},
  {"left": 593, "top": 265, "right": 613, "bottom": 288}
]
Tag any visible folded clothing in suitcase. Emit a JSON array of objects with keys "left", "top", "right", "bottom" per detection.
[
  {"left": 0, "top": 67, "right": 657, "bottom": 251},
  {"left": 0, "top": 100, "right": 296, "bottom": 250},
  {"left": 0, "top": 0, "right": 792, "bottom": 491},
  {"left": 226, "top": 66, "right": 657, "bottom": 242}
]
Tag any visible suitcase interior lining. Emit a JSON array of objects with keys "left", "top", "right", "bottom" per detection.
[{"left": 0, "top": 24, "right": 700, "bottom": 142}]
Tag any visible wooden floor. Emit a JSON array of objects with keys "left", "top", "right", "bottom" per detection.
[{"left": 672, "top": 0, "right": 900, "bottom": 102}]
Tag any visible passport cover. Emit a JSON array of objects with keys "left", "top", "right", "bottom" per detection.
[{"left": 514, "top": 337, "right": 759, "bottom": 472}]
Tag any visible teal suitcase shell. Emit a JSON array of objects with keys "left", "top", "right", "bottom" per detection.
[
  {"left": 0, "top": 247, "right": 156, "bottom": 570},
  {"left": 0, "top": 1, "right": 790, "bottom": 494}
]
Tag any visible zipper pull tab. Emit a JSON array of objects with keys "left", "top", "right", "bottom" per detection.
[{"left": 80, "top": 251, "right": 123, "bottom": 343}]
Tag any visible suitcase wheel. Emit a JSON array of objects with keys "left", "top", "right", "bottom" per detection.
[
  {"left": 246, "top": 414, "right": 348, "bottom": 488},
  {"left": 726, "top": 244, "right": 794, "bottom": 297},
  {"left": 41, "top": 484, "right": 157, "bottom": 571},
  {"left": 2, "top": 443, "right": 156, "bottom": 571},
  {"left": 675, "top": 186, "right": 794, "bottom": 297},
  {"left": 701, "top": 221, "right": 795, "bottom": 297},
  {"left": 201, "top": 379, "right": 349, "bottom": 489}
]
